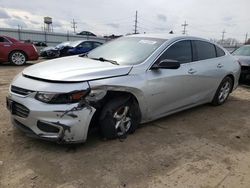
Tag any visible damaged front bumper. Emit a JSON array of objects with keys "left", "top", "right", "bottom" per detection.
[{"left": 7, "top": 93, "right": 96, "bottom": 143}]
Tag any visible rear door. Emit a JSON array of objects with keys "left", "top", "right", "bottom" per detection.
[
  {"left": 187, "top": 40, "right": 224, "bottom": 101},
  {"left": 0, "top": 37, "right": 12, "bottom": 62}
]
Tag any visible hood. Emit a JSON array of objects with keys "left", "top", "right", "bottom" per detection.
[
  {"left": 234, "top": 55, "right": 250, "bottom": 66},
  {"left": 22, "top": 56, "right": 133, "bottom": 82}
]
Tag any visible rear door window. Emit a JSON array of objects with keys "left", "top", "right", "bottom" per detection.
[
  {"left": 78, "top": 42, "right": 92, "bottom": 49},
  {"left": 93, "top": 42, "right": 102, "bottom": 48},
  {"left": 193, "top": 40, "right": 216, "bottom": 61},
  {"left": 216, "top": 46, "right": 225, "bottom": 57}
]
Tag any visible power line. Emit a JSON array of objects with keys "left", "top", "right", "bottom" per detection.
[
  {"left": 182, "top": 21, "right": 188, "bottom": 35},
  {"left": 71, "top": 19, "right": 77, "bottom": 33},
  {"left": 134, "top": 10, "right": 138, "bottom": 34}
]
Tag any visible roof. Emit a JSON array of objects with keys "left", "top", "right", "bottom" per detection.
[
  {"left": 126, "top": 33, "right": 210, "bottom": 42},
  {"left": 0, "top": 35, "right": 19, "bottom": 43}
]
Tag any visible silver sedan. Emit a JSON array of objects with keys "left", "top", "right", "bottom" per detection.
[{"left": 6, "top": 34, "right": 241, "bottom": 143}]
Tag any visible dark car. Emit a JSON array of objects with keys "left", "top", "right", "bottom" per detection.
[
  {"left": 0, "top": 35, "right": 39, "bottom": 65},
  {"left": 67, "top": 40, "right": 103, "bottom": 55},
  {"left": 34, "top": 41, "right": 47, "bottom": 47},
  {"left": 40, "top": 41, "right": 70, "bottom": 58},
  {"left": 232, "top": 45, "right": 250, "bottom": 82},
  {"left": 77, "top": 31, "right": 96, "bottom": 37},
  {"left": 40, "top": 40, "right": 103, "bottom": 58}
]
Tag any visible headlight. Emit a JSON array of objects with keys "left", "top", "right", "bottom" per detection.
[{"left": 35, "top": 90, "right": 90, "bottom": 104}]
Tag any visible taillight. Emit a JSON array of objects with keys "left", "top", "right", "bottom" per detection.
[{"left": 32, "top": 45, "right": 38, "bottom": 52}]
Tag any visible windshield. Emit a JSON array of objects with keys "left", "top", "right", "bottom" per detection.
[
  {"left": 56, "top": 41, "right": 83, "bottom": 48},
  {"left": 233, "top": 46, "right": 250, "bottom": 56},
  {"left": 87, "top": 37, "right": 165, "bottom": 65}
]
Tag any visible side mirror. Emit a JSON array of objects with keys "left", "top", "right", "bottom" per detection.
[{"left": 151, "top": 59, "right": 180, "bottom": 70}]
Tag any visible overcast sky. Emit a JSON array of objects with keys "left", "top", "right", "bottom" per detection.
[{"left": 0, "top": 0, "right": 249, "bottom": 42}]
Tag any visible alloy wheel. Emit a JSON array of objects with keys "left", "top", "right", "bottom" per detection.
[
  {"left": 11, "top": 52, "right": 26, "bottom": 65},
  {"left": 218, "top": 81, "right": 231, "bottom": 103},
  {"left": 113, "top": 106, "right": 131, "bottom": 136}
]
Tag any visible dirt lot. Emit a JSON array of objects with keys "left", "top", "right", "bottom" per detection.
[{"left": 0, "top": 61, "right": 250, "bottom": 188}]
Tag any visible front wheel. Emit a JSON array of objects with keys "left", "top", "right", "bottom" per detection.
[
  {"left": 211, "top": 76, "right": 233, "bottom": 106},
  {"left": 9, "top": 51, "right": 27, "bottom": 65},
  {"left": 99, "top": 96, "right": 141, "bottom": 140}
]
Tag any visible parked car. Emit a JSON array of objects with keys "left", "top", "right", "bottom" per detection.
[
  {"left": 40, "top": 41, "right": 72, "bottom": 58},
  {"left": 33, "top": 41, "right": 47, "bottom": 47},
  {"left": 67, "top": 40, "right": 103, "bottom": 55},
  {"left": 6, "top": 34, "right": 240, "bottom": 143},
  {"left": 40, "top": 40, "right": 103, "bottom": 58},
  {"left": 77, "top": 31, "right": 96, "bottom": 37},
  {"left": 0, "top": 35, "right": 39, "bottom": 65},
  {"left": 232, "top": 45, "right": 250, "bottom": 82}
]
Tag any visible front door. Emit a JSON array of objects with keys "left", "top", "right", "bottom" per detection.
[{"left": 145, "top": 40, "right": 200, "bottom": 119}]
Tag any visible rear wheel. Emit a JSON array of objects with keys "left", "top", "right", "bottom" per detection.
[
  {"left": 9, "top": 51, "right": 27, "bottom": 65},
  {"left": 211, "top": 76, "right": 233, "bottom": 106},
  {"left": 99, "top": 96, "right": 141, "bottom": 139}
]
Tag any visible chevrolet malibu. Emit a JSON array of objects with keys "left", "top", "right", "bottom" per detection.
[{"left": 6, "top": 34, "right": 241, "bottom": 143}]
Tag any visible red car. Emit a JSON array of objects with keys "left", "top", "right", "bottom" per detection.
[{"left": 0, "top": 35, "right": 39, "bottom": 65}]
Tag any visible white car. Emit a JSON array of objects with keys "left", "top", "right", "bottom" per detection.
[{"left": 6, "top": 34, "right": 241, "bottom": 143}]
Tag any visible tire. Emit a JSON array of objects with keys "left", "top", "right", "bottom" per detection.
[
  {"left": 211, "top": 76, "right": 233, "bottom": 106},
  {"left": 9, "top": 51, "right": 27, "bottom": 65},
  {"left": 99, "top": 96, "right": 141, "bottom": 140}
]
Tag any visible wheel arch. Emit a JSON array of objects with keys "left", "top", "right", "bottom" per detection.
[
  {"left": 8, "top": 50, "right": 28, "bottom": 62},
  {"left": 225, "top": 74, "right": 235, "bottom": 92},
  {"left": 87, "top": 90, "right": 144, "bottom": 135}
]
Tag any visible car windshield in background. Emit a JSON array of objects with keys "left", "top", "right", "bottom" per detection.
[
  {"left": 87, "top": 37, "right": 165, "bottom": 65},
  {"left": 68, "top": 40, "right": 83, "bottom": 48},
  {"left": 56, "top": 41, "right": 82, "bottom": 48},
  {"left": 233, "top": 46, "right": 250, "bottom": 56},
  {"left": 56, "top": 42, "right": 71, "bottom": 48}
]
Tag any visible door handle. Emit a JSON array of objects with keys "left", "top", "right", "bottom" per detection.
[
  {"left": 217, "top": 63, "right": 223, "bottom": 68},
  {"left": 188, "top": 68, "right": 197, "bottom": 74}
]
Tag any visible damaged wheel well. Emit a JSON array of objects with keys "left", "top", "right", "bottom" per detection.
[{"left": 87, "top": 90, "right": 141, "bottom": 135}]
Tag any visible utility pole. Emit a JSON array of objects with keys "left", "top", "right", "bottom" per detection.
[
  {"left": 245, "top": 33, "right": 248, "bottom": 44},
  {"left": 182, "top": 21, "right": 188, "bottom": 35},
  {"left": 134, "top": 10, "right": 138, "bottom": 34},
  {"left": 221, "top": 30, "right": 226, "bottom": 44},
  {"left": 71, "top": 19, "right": 77, "bottom": 33},
  {"left": 17, "top": 24, "right": 21, "bottom": 40}
]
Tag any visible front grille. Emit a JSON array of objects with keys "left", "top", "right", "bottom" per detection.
[
  {"left": 12, "top": 102, "right": 30, "bottom": 118},
  {"left": 241, "top": 66, "right": 250, "bottom": 71},
  {"left": 37, "top": 121, "right": 60, "bottom": 133},
  {"left": 11, "top": 85, "right": 34, "bottom": 96}
]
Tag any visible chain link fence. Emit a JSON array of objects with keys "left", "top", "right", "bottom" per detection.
[{"left": 0, "top": 28, "right": 108, "bottom": 46}]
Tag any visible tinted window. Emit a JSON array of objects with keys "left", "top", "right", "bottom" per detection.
[
  {"left": 159, "top": 40, "right": 192, "bottom": 64},
  {"left": 0, "top": 37, "right": 8, "bottom": 42},
  {"left": 194, "top": 41, "right": 216, "bottom": 61},
  {"left": 78, "top": 42, "right": 92, "bottom": 49},
  {"left": 93, "top": 42, "right": 102, "bottom": 48},
  {"left": 216, "top": 46, "right": 225, "bottom": 57}
]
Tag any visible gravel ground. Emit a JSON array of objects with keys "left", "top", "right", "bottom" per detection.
[{"left": 0, "top": 60, "right": 250, "bottom": 188}]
